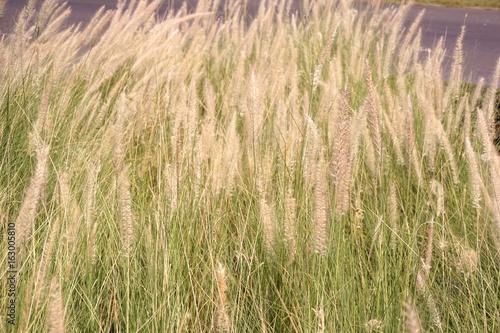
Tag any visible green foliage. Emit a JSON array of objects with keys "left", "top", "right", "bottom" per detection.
[{"left": 1, "top": 0, "right": 499, "bottom": 332}]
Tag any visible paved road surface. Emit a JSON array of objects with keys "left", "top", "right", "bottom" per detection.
[
  {"left": 404, "top": 4, "right": 500, "bottom": 86},
  {"left": 1, "top": 1, "right": 499, "bottom": 86}
]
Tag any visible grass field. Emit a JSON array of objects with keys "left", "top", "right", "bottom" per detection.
[{"left": 1, "top": 0, "right": 500, "bottom": 332}]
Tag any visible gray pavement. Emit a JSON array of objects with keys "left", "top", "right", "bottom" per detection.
[
  {"left": 405, "top": 4, "right": 500, "bottom": 86},
  {"left": 1, "top": 1, "right": 499, "bottom": 86}
]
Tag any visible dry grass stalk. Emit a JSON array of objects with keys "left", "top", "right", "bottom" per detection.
[
  {"left": 464, "top": 102, "right": 472, "bottom": 140},
  {"left": 316, "top": 305, "right": 325, "bottom": 333},
  {"left": 314, "top": 155, "right": 328, "bottom": 255},
  {"left": 224, "top": 113, "right": 241, "bottom": 194},
  {"left": 382, "top": 5, "right": 411, "bottom": 79},
  {"left": 58, "top": 172, "right": 83, "bottom": 252},
  {"left": 405, "top": 99, "right": 423, "bottom": 185},
  {"left": 384, "top": 83, "right": 396, "bottom": 119},
  {"left": 350, "top": 101, "right": 367, "bottom": 169},
  {"left": 477, "top": 172, "right": 499, "bottom": 248},
  {"left": 84, "top": 163, "right": 100, "bottom": 257},
  {"left": 258, "top": 298, "right": 268, "bottom": 333},
  {"left": 274, "top": 100, "right": 287, "bottom": 158},
  {"left": 243, "top": 71, "right": 264, "bottom": 175},
  {"left": 415, "top": 216, "right": 441, "bottom": 329},
  {"left": 48, "top": 278, "right": 66, "bottom": 333},
  {"left": 424, "top": 217, "right": 435, "bottom": 279},
  {"left": 0, "top": 0, "right": 6, "bottom": 18},
  {"left": 443, "top": 25, "right": 465, "bottom": 113},
  {"left": 422, "top": 107, "right": 437, "bottom": 172},
  {"left": 261, "top": 198, "right": 276, "bottom": 256},
  {"left": 464, "top": 138, "right": 483, "bottom": 209},
  {"left": 304, "top": 115, "right": 320, "bottom": 188},
  {"left": 449, "top": 95, "right": 467, "bottom": 136},
  {"left": 117, "top": 165, "right": 135, "bottom": 257},
  {"left": 488, "top": 154, "right": 500, "bottom": 244},
  {"left": 369, "top": 215, "right": 385, "bottom": 259},
  {"left": 435, "top": 121, "right": 459, "bottom": 184},
  {"left": 405, "top": 97, "right": 415, "bottom": 167},
  {"left": 246, "top": 70, "right": 264, "bottom": 151},
  {"left": 215, "top": 263, "right": 231, "bottom": 333},
  {"left": 398, "top": 29, "right": 422, "bottom": 81},
  {"left": 38, "top": 5, "right": 71, "bottom": 41},
  {"left": 332, "top": 89, "right": 352, "bottom": 215},
  {"left": 312, "top": 27, "right": 337, "bottom": 91},
  {"left": 256, "top": 153, "right": 274, "bottom": 197},
  {"left": 29, "top": 67, "right": 57, "bottom": 154},
  {"left": 284, "top": 188, "right": 298, "bottom": 260},
  {"left": 14, "top": 0, "right": 36, "bottom": 36},
  {"left": 34, "top": 0, "right": 60, "bottom": 31},
  {"left": 477, "top": 108, "right": 493, "bottom": 162},
  {"left": 430, "top": 38, "right": 445, "bottom": 114},
  {"left": 430, "top": 181, "right": 444, "bottom": 217},
  {"left": 112, "top": 94, "right": 135, "bottom": 256},
  {"left": 16, "top": 144, "right": 50, "bottom": 249},
  {"left": 364, "top": 128, "right": 377, "bottom": 180},
  {"left": 365, "top": 63, "right": 382, "bottom": 176},
  {"left": 416, "top": 269, "right": 442, "bottom": 330},
  {"left": 284, "top": 122, "right": 300, "bottom": 178},
  {"left": 455, "top": 245, "right": 479, "bottom": 280},
  {"left": 83, "top": 164, "right": 101, "bottom": 230},
  {"left": 364, "top": 319, "right": 383, "bottom": 332},
  {"left": 469, "top": 77, "right": 484, "bottom": 111},
  {"left": 388, "top": 182, "right": 401, "bottom": 247},
  {"left": 397, "top": 10, "right": 425, "bottom": 74},
  {"left": 211, "top": 140, "right": 227, "bottom": 196},
  {"left": 79, "top": 7, "right": 110, "bottom": 46},
  {"left": 200, "top": 85, "right": 217, "bottom": 162},
  {"left": 404, "top": 299, "right": 422, "bottom": 333},
  {"left": 389, "top": 182, "right": 399, "bottom": 223},
  {"left": 113, "top": 93, "right": 132, "bottom": 168},
  {"left": 165, "top": 163, "right": 179, "bottom": 213},
  {"left": 353, "top": 192, "right": 364, "bottom": 231},
  {"left": 34, "top": 215, "right": 61, "bottom": 310},
  {"left": 485, "top": 57, "right": 500, "bottom": 135},
  {"left": 178, "top": 311, "right": 193, "bottom": 333},
  {"left": 382, "top": 109, "right": 404, "bottom": 165}
]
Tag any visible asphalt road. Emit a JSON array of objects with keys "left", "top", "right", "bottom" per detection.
[
  {"left": 404, "top": 4, "right": 500, "bottom": 87},
  {"left": 1, "top": 1, "right": 499, "bottom": 86}
]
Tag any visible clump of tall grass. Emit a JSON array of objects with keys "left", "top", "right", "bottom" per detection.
[{"left": 1, "top": 0, "right": 500, "bottom": 331}]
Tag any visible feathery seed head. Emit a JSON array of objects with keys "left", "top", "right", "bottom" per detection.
[
  {"left": 404, "top": 299, "right": 422, "bottom": 333},
  {"left": 313, "top": 155, "right": 328, "bottom": 255},
  {"left": 16, "top": 144, "right": 50, "bottom": 249},
  {"left": 215, "top": 262, "right": 231, "bottom": 333},
  {"left": 48, "top": 278, "right": 66, "bottom": 333},
  {"left": 365, "top": 319, "right": 383, "bottom": 332},
  {"left": 456, "top": 246, "right": 479, "bottom": 280},
  {"left": 261, "top": 198, "right": 277, "bottom": 256}
]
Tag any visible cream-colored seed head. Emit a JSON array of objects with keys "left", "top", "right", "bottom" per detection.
[
  {"left": 284, "top": 188, "right": 298, "bottom": 260},
  {"left": 365, "top": 319, "right": 383, "bottom": 332},
  {"left": 215, "top": 263, "right": 231, "bottom": 333},
  {"left": 117, "top": 165, "right": 134, "bottom": 257},
  {"left": 404, "top": 299, "right": 422, "bottom": 333},
  {"left": 456, "top": 245, "right": 479, "bottom": 280},
  {"left": 261, "top": 198, "right": 277, "bottom": 256},
  {"left": 16, "top": 145, "right": 50, "bottom": 249},
  {"left": 48, "top": 278, "right": 66, "bottom": 333},
  {"left": 332, "top": 89, "right": 352, "bottom": 216},
  {"left": 314, "top": 155, "right": 328, "bottom": 256}
]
